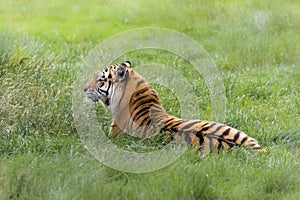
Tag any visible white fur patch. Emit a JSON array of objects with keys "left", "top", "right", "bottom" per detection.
[{"left": 124, "top": 61, "right": 131, "bottom": 67}]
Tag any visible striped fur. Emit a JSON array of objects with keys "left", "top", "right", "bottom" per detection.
[{"left": 84, "top": 61, "right": 265, "bottom": 153}]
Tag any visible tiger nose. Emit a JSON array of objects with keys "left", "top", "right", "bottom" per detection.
[{"left": 83, "top": 87, "right": 88, "bottom": 92}]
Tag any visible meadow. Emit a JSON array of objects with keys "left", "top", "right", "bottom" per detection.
[{"left": 0, "top": 0, "right": 300, "bottom": 199}]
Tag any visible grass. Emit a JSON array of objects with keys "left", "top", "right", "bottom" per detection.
[{"left": 1, "top": 0, "right": 300, "bottom": 199}]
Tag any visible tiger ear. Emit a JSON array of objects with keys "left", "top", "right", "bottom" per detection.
[
  {"left": 123, "top": 61, "right": 131, "bottom": 67},
  {"left": 117, "top": 65, "right": 128, "bottom": 81}
]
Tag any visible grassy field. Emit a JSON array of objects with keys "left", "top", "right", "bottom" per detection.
[{"left": 1, "top": 0, "right": 300, "bottom": 199}]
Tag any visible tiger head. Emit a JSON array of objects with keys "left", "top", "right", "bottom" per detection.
[{"left": 83, "top": 61, "right": 132, "bottom": 105}]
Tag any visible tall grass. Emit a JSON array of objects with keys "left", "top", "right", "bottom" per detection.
[{"left": 0, "top": 34, "right": 81, "bottom": 156}]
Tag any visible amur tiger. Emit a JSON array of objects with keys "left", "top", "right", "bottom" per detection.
[{"left": 83, "top": 61, "right": 265, "bottom": 154}]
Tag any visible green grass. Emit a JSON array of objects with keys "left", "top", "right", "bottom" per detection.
[{"left": 1, "top": 0, "right": 300, "bottom": 199}]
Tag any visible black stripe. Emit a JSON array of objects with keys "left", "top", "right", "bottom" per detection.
[
  {"left": 104, "top": 98, "right": 110, "bottom": 106},
  {"left": 150, "top": 91, "right": 159, "bottom": 98},
  {"left": 208, "top": 122, "right": 217, "bottom": 128},
  {"left": 227, "top": 141, "right": 235, "bottom": 148},
  {"left": 148, "top": 106, "right": 163, "bottom": 114},
  {"left": 217, "top": 136, "right": 235, "bottom": 148},
  {"left": 165, "top": 117, "right": 175, "bottom": 124},
  {"left": 150, "top": 104, "right": 162, "bottom": 110},
  {"left": 196, "top": 131, "right": 202, "bottom": 139},
  {"left": 99, "top": 80, "right": 111, "bottom": 96},
  {"left": 134, "top": 87, "right": 149, "bottom": 97},
  {"left": 198, "top": 134, "right": 204, "bottom": 146},
  {"left": 252, "top": 147, "right": 262, "bottom": 150},
  {"left": 197, "top": 122, "right": 217, "bottom": 133},
  {"left": 200, "top": 122, "right": 209, "bottom": 127},
  {"left": 136, "top": 79, "right": 145, "bottom": 88},
  {"left": 133, "top": 109, "right": 150, "bottom": 123},
  {"left": 240, "top": 136, "right": 248, "bottom": 145},
  {"left": 146, "top": 118, "right": 152, "bottom": 126},
  {"left": 217, "top": 140, "right": 223, "bottom": 150},
  {"left": 148, "top": 104, "right": 164, "bottom": 113},
  {"left": 167, "top": 120, "right": 184, "bottom": 129},
  {"left": 180, "top": 121, "right": 200, "bottom": 131},
  {"left": 130, "top": 95, "right": 148, "bottom": 106},
  {"left": 134, "top": 98, "right": 159, "bottom": 110},
  {"left": 222, "top": 128, "right": 231, "bottom": 136},
  {"left": 165, "top": 119, "right": 178, "bottom": 127},
  {"left": 130, "top": 93, "right": 159, "bottom": 109},
  {"left": 233, "top": 131, "right": 241, "bottom": 143},
  {"left": 132, "top": 106, "right": 150, "bottom": 122},
  {"left": 208, "top": 125, "right": 223, "bottom": 136},
  {"left": 198, "top": 135, "right": 207, "bottom": 153},
  {"left": 97, "top": 87, "right": 103, "bottom": 94},
  {"left": 138, "top": 117, "right": 150, "bottom": 127}
]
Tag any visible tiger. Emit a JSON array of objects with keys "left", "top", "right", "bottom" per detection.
[{"left": 83, "top": 61, "right": 265, "bottom": 154}]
